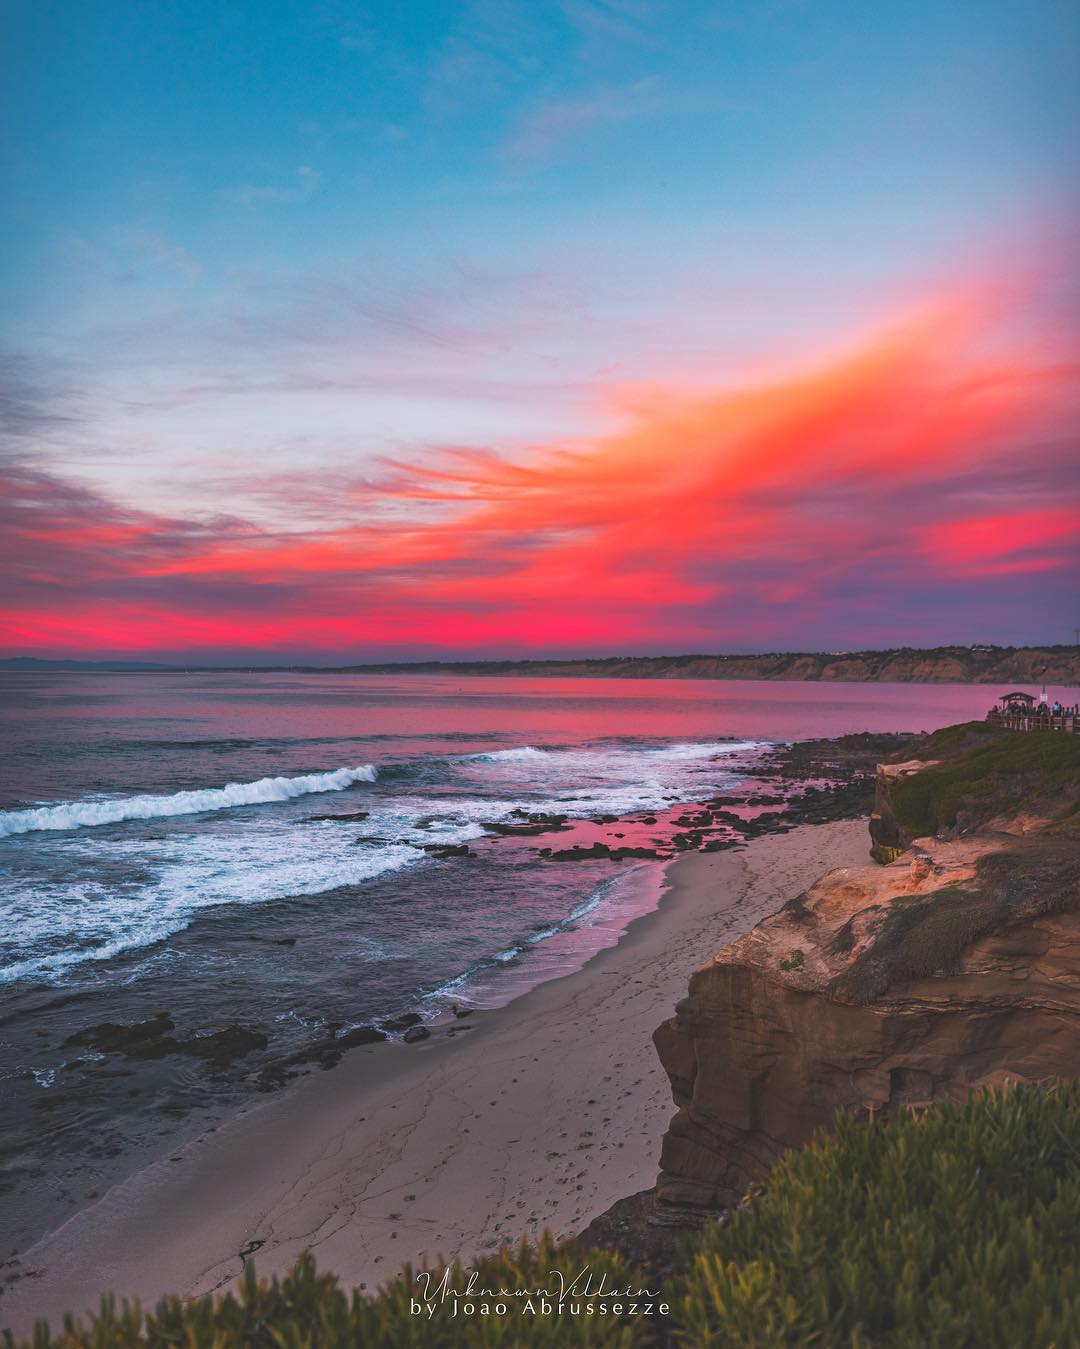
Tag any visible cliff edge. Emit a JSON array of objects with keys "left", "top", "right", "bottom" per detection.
[
  {"left": 582, "top": 723, "right": 1078, "bottom": 1257},
  {"left": 649, "top": 724, "right": 1080, "bottom": 1227}
]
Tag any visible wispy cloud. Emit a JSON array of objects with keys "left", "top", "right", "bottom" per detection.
[
  {"left": 556, "top": 0, "right": 661, "bottom": 49},
  {"left": 504, "top": 77, "right": 659, "bottom": 161},
  {"left": 116, "top": 228, "right": 202, "bottom": 281},
  {"left": 221, "top": 166, "right": 322, "bottom": 206}
]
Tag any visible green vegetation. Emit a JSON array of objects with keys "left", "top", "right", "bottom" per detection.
[
  {"left": 8, "top": 1237, "right": 650, "bottom": 1349},
  {"left": 670, "top": 1081, "right": 1079, "bottom": 1348},
  {"left": 890, "top": 725, "right": 1080, "bottom": 838},
  {"left": 11, "top": 1084, "right": 1077, "bottom": 1349},
  {"left": 835, "top": 834, "right": 1080, "bottom": 1003},
  {"left": 829, "top": 882, "right": 1008, "bottom": 1003}
]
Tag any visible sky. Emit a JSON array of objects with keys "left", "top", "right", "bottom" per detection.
[{"left": 2, "top": 0, "right": 1078, "bottom": 662}]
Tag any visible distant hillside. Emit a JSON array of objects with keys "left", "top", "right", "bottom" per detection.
[
  {"left": 0, "top": 657, "right": 174, "bottom": 671},
  {"left": 336, "top": 645, "right": 1080, "bottom": 685},
  {"left": 2, "top": 646, "right": 1077, "bottom": 684}
]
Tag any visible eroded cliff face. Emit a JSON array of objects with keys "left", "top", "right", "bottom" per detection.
[
  {"left": 651, "top": 829, "right": 1080, "bottom": 1225},
  {"left": 331, "top": 645, "right": 1080, "bottom": 684}
]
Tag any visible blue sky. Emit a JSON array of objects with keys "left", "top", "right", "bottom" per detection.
[{"left": 2, "top": 0, "right": 1078, "bottom": 658}]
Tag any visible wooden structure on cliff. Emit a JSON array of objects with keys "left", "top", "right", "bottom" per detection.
[{"left": 986, "top": 690, "right": 1079, "bottom": 733}]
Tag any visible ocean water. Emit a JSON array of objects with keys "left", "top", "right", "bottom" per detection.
[{"left": 0, "top": 670, "right": 1064, "bottom": 1247}]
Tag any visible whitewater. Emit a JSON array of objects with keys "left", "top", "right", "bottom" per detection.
[{"left": 0, "top": 763, "right": 379, "bottom": 837}]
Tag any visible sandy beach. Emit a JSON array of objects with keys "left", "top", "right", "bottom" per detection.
[{"left": 2, "top": 817, "right": 870, "bottom": 1336}]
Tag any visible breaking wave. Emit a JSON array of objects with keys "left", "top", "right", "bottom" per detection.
[
  {"left": 462, "top": 746, "right": 545, "bottom": 762},
  {"left": 0, "top": 764, "right": 379, "bottom": 837}
]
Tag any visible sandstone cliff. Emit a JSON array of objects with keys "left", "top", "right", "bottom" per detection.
[
  {"left": 649, "top": 726, "right": 1080, "bottom": 1226},
  {"left": 336, "top": 644, "right": 1080, "bottom": 685}
]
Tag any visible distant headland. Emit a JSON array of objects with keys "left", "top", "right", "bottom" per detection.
[{"left": 2, "top": 645, "right": 1078, "bottom": 683}]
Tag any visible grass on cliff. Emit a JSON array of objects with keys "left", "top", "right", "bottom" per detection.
[
  {"left": 831, "top": 836, "right": 1080, "bottom": 1004},
  {"left": 671, "top": 1080, "right": 1079, "bottom": 1349},
  {"left": 828, "top": 882, "right": 1008, "bottom": 1004},
  {"left": 10, "top": 1083, "right": 1078, "bottom": 1349},
  {"left": 890, "top": 724, "right": 1080, "bottom": 838}
]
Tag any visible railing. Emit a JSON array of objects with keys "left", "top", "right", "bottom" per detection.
[{"left": 986, "top": 708, "right": 1079, "bottom": 733}]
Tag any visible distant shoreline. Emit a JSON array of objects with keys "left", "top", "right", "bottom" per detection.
[{"left": 2, "top": 644, "right": 1078, "bottom": 684}]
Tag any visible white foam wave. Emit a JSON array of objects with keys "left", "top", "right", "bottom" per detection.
[
  {"left": 461, "top": 746, "right": 545, "bottom": 762},
  {"left": 0, "top": 764, "right": 379, "bottom": 838},
  {"left": 0, "top": 737, "right": 760, "bottom": 984},
  {"left": 0, "top": 825, "right": 413, "bottom": 984}
]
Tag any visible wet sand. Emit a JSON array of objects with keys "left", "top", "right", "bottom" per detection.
[{"left": 2, "top": 818, "right": 870, "bottom": 1336}]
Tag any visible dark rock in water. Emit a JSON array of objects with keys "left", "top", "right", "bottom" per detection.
[
  {"left": 482, "top": 814, "right": 569, "bottom": 837},
  {"left": 33, "top": 1091, "right": 76, "bottom": 1113},
  {"left": 64, "top": 1014, "right": 268, "bottom": 1067},
  {"left": 64, "top": 1012, "right": 178, "bottom": 1060},
  {"left": 421, "top": 843, "right": 471, "bottom": 858},
  {"left": 352, "top": 835, "right": 394, "bottom": 846},
  {"left": 333, "top": 1025, "right": 387, "bottom": 1050},
  {"left": 183, "top": 1025, "right": 268, "bottom": 1065},
  {"left": 589, "top": 814, "right": 621, "bottom": 824},
  {"left": 403, "top": 1025, "right": 431, "bottom": 1044},
  {"left": 273, "top": 937, "right": 297, "bottom": 946},
  {"left": 452, "top": 1005, "right": 473, "bottom": 1019},
  {"left": 380, "top": 1013, "right": 422, "bottom": 1031},
  {"left": 274, "top": 1023, "right": 387, "bottom": 1075},
  {"left": 550, "top": 842, "right": 612, "bottom": 860},
  {"left": 609, "top": 846, "right": 663, "bottom": 860},
  {"left": 307, "top": 810, "right": 370, "bottom": 823}
]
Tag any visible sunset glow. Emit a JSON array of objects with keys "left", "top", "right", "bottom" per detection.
[{"left": 3, "top": 2, "right": 1078, "bottom": 660}]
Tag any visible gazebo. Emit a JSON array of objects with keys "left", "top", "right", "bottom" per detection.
[{"left": 997, "top": 691, "right": 1036, "bottom": 709}]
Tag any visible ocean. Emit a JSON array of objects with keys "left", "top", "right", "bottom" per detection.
[{"left": 0, "top": 670, "right": 1067, "bottom": 1250}]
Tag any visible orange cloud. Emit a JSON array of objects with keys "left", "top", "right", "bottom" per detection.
[{"left": 2, "top": 283, "right": 1076, "bottom": 656}]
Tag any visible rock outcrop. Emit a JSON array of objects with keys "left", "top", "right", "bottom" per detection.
[{"left": 650, "top": 727, "right": 1080, "bottom": 1227}]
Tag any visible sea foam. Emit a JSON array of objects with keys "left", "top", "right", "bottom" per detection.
[{"left": 0, "top": 764, "right": 379, "bottom": 837}]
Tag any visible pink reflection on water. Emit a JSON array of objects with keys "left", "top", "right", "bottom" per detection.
[{"left": 8, "top": 672, "right": 1070, "bottom": 748}]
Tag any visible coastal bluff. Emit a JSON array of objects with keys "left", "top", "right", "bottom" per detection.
[
  {"left": 648, "top": 723, "right": 1080, "bottom": 1227},
  {"left": 333, "top": 643, "right": 1079, "bottom": 684}
]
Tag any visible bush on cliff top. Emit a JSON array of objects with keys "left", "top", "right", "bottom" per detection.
[
  {"left": 890, "top": 725, "right": 1080, "bottom": 838},
  {"left": 671, "top": 1080, "right": 1079, "bottom": 1349},
  {"left": 8, "top": 1236, "right": 650, "bottom": 1348},
  {"left": 9, "top": 1084, "right": 1077, "bottom": 1349}
]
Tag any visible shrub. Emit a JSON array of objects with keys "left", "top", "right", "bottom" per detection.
[
  {"left": 828, "top": 883, "right": 1008, "bottom": 1003},
  {"left": 890, "top": 727, "right": 1080, "bottom": 838},
  {"left": 669, "top": 1080, "right": 1080, "bottom": 1348},
  {"left": 8, "top": 1235, "right": 652, "bottom": 1349}
]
